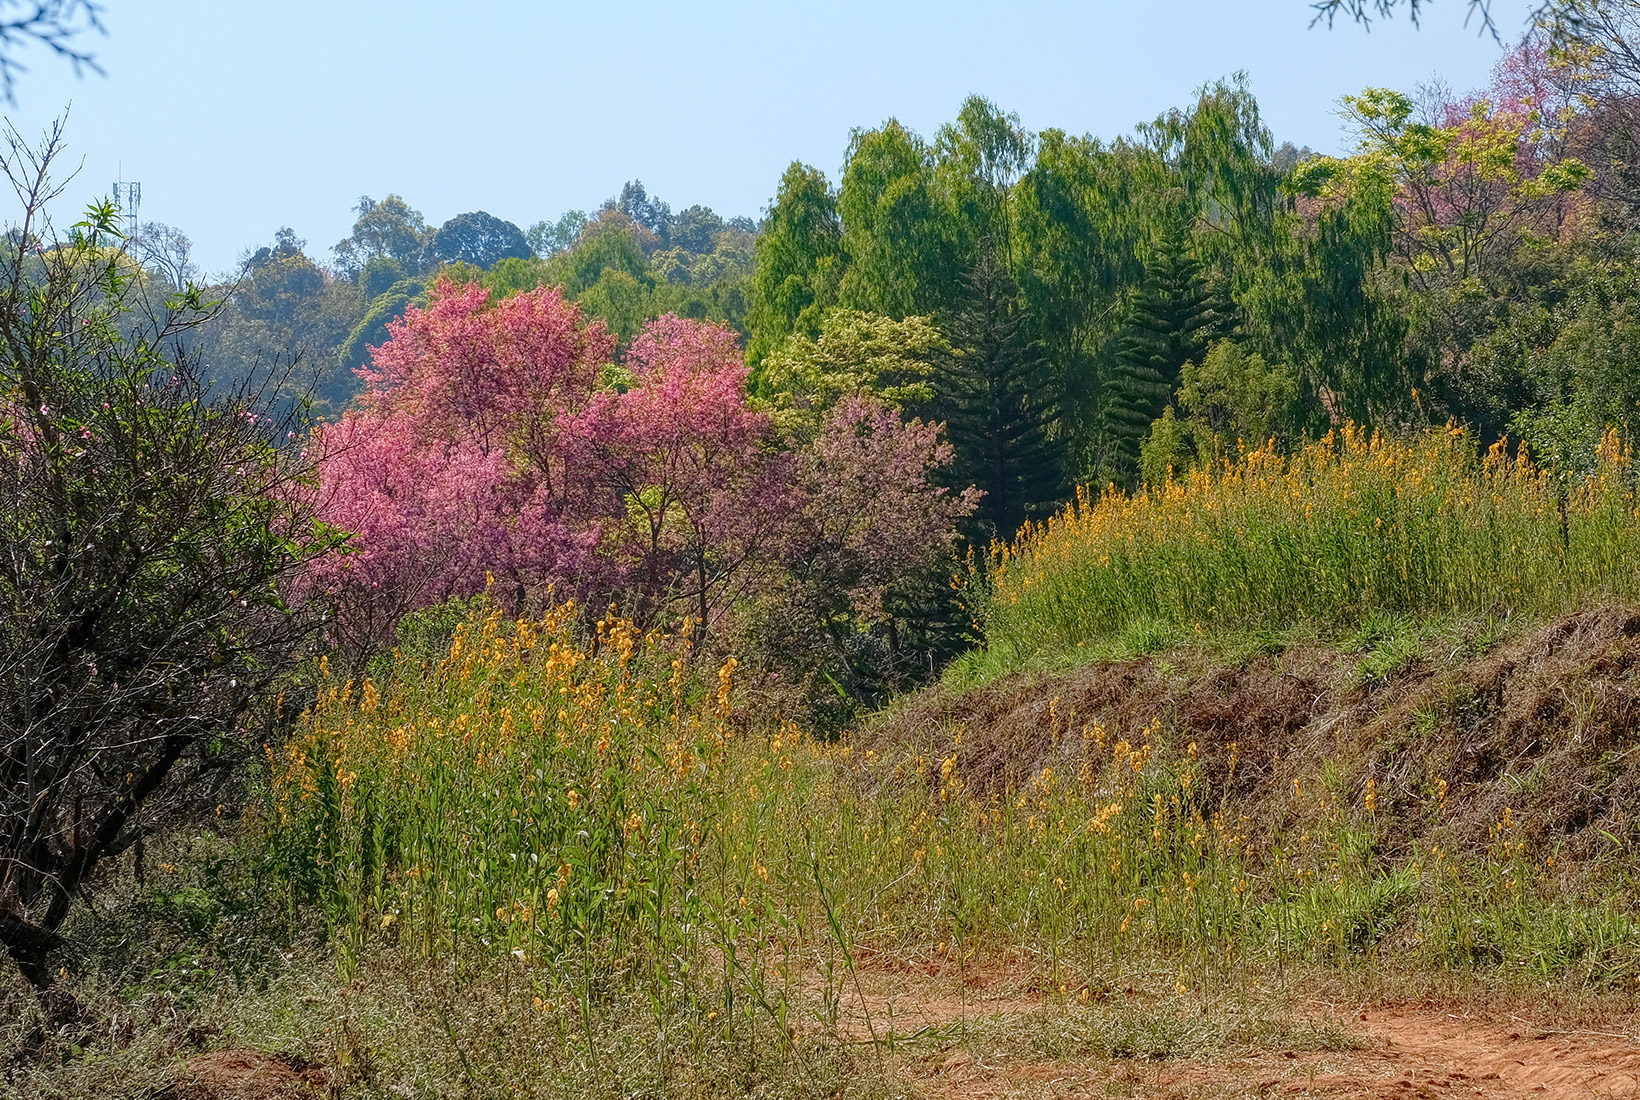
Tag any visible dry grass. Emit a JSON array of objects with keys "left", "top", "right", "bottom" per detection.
[{"left": 877, "top": 605, "right": 1640, "bottom": 872}]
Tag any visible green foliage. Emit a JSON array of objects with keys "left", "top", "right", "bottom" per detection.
[
  {"left": 340, "top": 277, "right": 425, "bottom": 373},
  {"left": 482, "top": 254, "right": 553, "bottom": 298},
  {"left": 196, "top": 229, "right": 365, "bottom": 413},
  {"left": 546, "top": 225, "right": 650, "bottom": 296},
  {"left": 1089, "top": 220, "right": 1224, "bottom": 488},
  {"left": 1138, "top": 406, "right": 1192, "bottom": 488},
  {"left": 526, "top": 209, "right": 588, "bottom": 257},
  {"left": 538, "top": 228, "right": 751, "bottom": 342},
  {"left": 1291, "top": 56, "right": 1598, "bottom": 432},
  {"left": 1015, "top": 131, "right": 1148, "bottom": 449},
  {"left": 239, "top": 228, "right": 325, "bottom": 323},
  {"left": 1141, "top": 76, "right": 1285, "bottom": 273},
  {"left": 1494, "top": 258, "right": 1640, "bottom": 473},
  {"left": 757, "top": 308, "right": 944, "bottom": 438},
  {"left": 1139, "top": 340, "right": 1300, "bottom": 482},
  {"left": 838, "top": 120, "right": 949, "bottom": 318},
  {"left": 653, "top": 227, "right": 754, "bottom": 288},
  {"left": 361, "top": 255, "right": 408, "bottom": 299},
  {"left": 933, "top": 94, "right": 1033, "bottom": 272},
  {"left": 748, "top": 162, "right": 846, "bottom": 366},
  {"left": 1239, "top": 156, "right": 1405, "bottom": 426},
  {"left": 577, "top": 268, "right": 654, "bottom": 338},
  {"left": 668, "top": 202, "right": 726, "bottom": 253},
  {"left": 1176, "top": 339, "right": 1296, "bottom": 449},
  {"left": 333, "top": 194, "right": 430, "bottom": 278},
  {"left": 422, "top": 210, "right": 532, "bottom": 270}
]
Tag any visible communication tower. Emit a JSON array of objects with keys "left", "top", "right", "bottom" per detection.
[{"left": 111, "top": 180, "right": 140, "bottom": 239}]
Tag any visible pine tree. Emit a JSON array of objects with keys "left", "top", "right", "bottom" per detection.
[
  {"left": 1090, "top": 219, "right": 1224, "bottom": 488},
  {"left": 940, "top": 246, "right": 1066, "bottom": 541}
]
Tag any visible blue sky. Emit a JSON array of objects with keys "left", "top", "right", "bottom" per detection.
[{"left": 0, "top": 0, "right": 1535, "bottom": 276}]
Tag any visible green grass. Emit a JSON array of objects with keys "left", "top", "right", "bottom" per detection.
[{"left": 959, "top": 426, "right": 1640, "bottom": 683}]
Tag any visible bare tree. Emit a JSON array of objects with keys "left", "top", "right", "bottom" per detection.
[
  {"left": 1308, "top": 0, "right": 1581, "bottom": 39},
  {"left": 0, "top": 120, "right": 338, "bottom": 986},
  {"left": 1549, "top": 1, "right": 1640, "bottom": 92},
  {"left": 1519, "top": 2, "right": 1640, "bottom": 217},
  {"left": 131, "top": 219, "right": 196, "bottom": 290}
]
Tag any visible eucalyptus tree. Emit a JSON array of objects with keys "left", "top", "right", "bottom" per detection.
[
  {"left": 838, "top": 119, "right": 949, "bottom": 319},
  {"left": 332, "top": 194, "right": 430, "bottom": 279},
  {"left": 747, "top": 161, "right": 844, "bottom": 370}
]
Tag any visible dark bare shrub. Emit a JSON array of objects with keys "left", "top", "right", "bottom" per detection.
[{"left": 0, "top": 121, "right": 338, "bottom": 986}]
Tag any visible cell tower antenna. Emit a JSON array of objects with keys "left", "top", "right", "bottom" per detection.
[{"left": 111, "top": 179, "right": 140, "bottom": 240}]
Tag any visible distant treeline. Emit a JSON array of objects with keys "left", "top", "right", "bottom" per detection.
[{"left": 153, "top": 19, "right": 1639, "bottom": 545}]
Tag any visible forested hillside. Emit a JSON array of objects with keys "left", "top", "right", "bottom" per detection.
[
  {"left": 174, "top": 182, "right": 758, "bottom": 416},
  {"left": 76, "top": 16, "right": 1632, "bottom": 728},
  {"left": 175, "top": 26, "right": 1635, "bottom": 524}
]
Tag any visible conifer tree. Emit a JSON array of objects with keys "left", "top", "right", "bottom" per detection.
[
  {"left": 1089, "top": 219, "right": 1224, "bottom": 488},
  {"left": 940, "top": 246, "right": 1065, "bottom": 541}
]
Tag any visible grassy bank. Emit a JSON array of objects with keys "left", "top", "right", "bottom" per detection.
[
  {"left": 145, "top": 600, "right": 1636, "bottom": 1095},
  {"left": 281, "top": 604, "right": 1640, "bottom": 996},
  {"left": 958, "top": 426, "right": 1640, "bottom": 684}
]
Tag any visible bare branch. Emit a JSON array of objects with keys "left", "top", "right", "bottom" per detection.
[
  {"left": 0, "top": 2, "right": 105, "bottom": 106},
  {"left": 1308, "top": 0, "right": 1562, "bottom": 41}
]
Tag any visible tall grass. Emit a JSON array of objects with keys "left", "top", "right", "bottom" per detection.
[
  {"left": 964, "top": 426, "right": 1640, "bottom": 676},
  {"left": 269, "top": 599, "right": 1640, "bottom": 1047},
  {"left": 269, "top": 601, "right": 881, "bottom": 1087}
]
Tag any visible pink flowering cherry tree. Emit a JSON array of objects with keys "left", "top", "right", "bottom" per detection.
[
  {"left": 310, "top": 279, "right": 615, "bottom": 654},
  {"left": 572, "top": 316, "right": 795, "bottom": 641},
  {"left": 310, "top": 282, "right": 979, "bottom": 701}
]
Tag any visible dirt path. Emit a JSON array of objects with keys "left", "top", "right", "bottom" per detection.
[
  {"left": 893, "top": 1003, "right": 1640, "bottom": 1099},
  {"left": 1270, "top": 1007, "right": 1640, "bottom": 1100},
  {"left": 817, "top": 964, "right": 1640, "bottom": 1100}
]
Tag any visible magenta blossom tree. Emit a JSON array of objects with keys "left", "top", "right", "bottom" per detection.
[
  {"left": 798, "top": 396, "right": 981, "bottom": 626},
  {"left": 311, "top": 284, "right": 979, "bottom": 701},
  {"left": 309, "top": 279, "right": 615, "bottom": 654},
  {"left": 573, "top": 316, "right": 795, "bottom": 640},
  {"left": 738, "top": 395, "right": 980, "bottom": 714}
]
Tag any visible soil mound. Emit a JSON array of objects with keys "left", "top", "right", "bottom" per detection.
[
  {"left": 171, "top": 1048, "right": 331, "bottom": 1100},
  {"left": 868, "top": 608, "right": 1640, "bottom": 865}
]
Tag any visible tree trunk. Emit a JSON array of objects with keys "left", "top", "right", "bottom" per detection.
[{"left": 0, "top": 909, "right": 64, "bottom": 988}]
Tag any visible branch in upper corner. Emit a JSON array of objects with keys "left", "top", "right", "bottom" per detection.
[
  {"left": 0, "top": 1, "right": 106, "bottom": 106},
  {"left": 1308, "top": 0, "right": 1499, "bottom": 39}
]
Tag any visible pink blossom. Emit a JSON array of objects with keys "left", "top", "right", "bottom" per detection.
[{"left": 309, "top": 282, "right": 976, "bottom": 659}]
